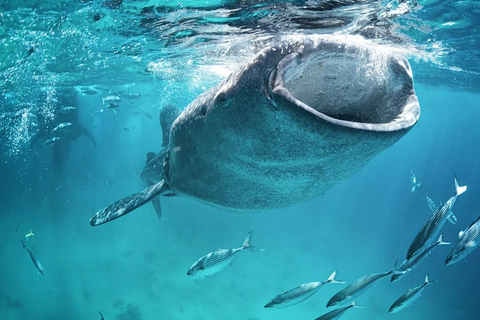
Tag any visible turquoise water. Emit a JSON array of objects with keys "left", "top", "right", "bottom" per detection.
[{"left": 1, "top": 1, "right": 480, "bottom": 320}]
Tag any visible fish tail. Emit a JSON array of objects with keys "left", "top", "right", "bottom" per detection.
[
  {"left": 454, "top": 175, "right": 467, "bottom": 196},
  {"left": 437, "top": 234, "right": 451, "bottom": 246},
  {"left": 242, "top": 231, "right": 253, "bottom": 249},
  {"left": 242, "top": 231, "right": 265, "bottom": 252},
  {"left": 424, "top": 275, "right": 437, "bottom": 286},
  {"left": 20, "top": 239, "right": 26, "bottom": 248},
  {"left": 325, "top": 271, "right": 345, "bottom": 284}
]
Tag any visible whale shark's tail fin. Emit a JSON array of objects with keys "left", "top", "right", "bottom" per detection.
[
  {"left": 160, "top": 105, "right": 181, "bottom": 147},
  {"left": 89, "top": 180, "right": 169, "bottom": 226}
]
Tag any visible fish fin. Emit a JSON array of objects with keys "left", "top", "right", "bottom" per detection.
[
  {"left": 447, "top": 212, "right": 458, "bottom": 225},
  {"left": 242, "top": 231, "right": 265, "bottom": 252},
  {"left": 454, "top": 175, "right": 467, "bottom": 196},
  {"left": 437, "top": 234, "right": 451, "bottom": 246},
  {"left": 89, "top": 180, "right": 169, "bottom": 226},
  {"left": 351, "top": 300, "right": 364, "bottom": 308},
  {"left": 325, "top": 270, "right": 345, "bottom": 284},
  {"left": 425, "top": 275, "right": 437, "bottom": 285},
  {"left": 146, "top": 152, "right": 156, "bottom": 164},
  {"left": 147, "top": 180, "right": 163, "bottom": 221},
  {"left": 466, "top": 240, "right": 477, "bottom": 248},
  {"left": 152, "top": 197, "right": 163, "bottom": 221},
  {"left": 99, "top": 310, "right": 105, "bottom": 320},
  {"left": 459, "top": 230, "right": 465, "bottom": 239},
  {"left": 242, "top": 231, "right": 253, "bottom": 248}
]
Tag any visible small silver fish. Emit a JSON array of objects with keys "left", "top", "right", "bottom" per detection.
[
  {"left": 102, "top": 95, "right": 121, "bottom": 105},
  {"left": 446, "top": 215, "right": 480, "bottom": 265},
  {"left": 43, "top": 137, "right": 61, "bottom": 145},
  {"left": 315, "top": 301, "right": 362, "bottom": 320},
  {"left": 81, "top": 88, "right": 98, "bottom": 95},
  {"left": 52, "top": 122, "right": 72, "bottom": 132},
  {"left": 389, "top": 275, "right": 434, "bottom": 313},
  {"left": 139, "top": 106, "right": 153, "bottom": 120},
  {"left": 20, "top": 240, "right": 44, "bottom": 275},
  {"left": 58, "top": 106, "right": 76, "bottom": 114},
  {"left": 391, "top": 234, "right": 450, "bottom": 282},
  {"left": 327, "top": 269, "right": 392, "bottom": 307},
  {"left": 91, "top": 109, "right": 104, "bottom": 115},
  {"left": 407, "top": 176, "right": 467, "bottom": 259},
  {"left": 187, "top": 231, "right": 261, "bottom": 278},
  {"left": 410, "top": 170, "right": 421, "bottom": 193},
  {"left": 121, "top": 93, "right": 141, "bottom": 100},
  {"left": 265, "top": 271, "right": 344, "bottom": 308}
]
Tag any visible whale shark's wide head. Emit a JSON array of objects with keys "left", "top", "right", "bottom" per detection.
[{"left": 165, "top": 35, "right": 420, "bottom": 211}]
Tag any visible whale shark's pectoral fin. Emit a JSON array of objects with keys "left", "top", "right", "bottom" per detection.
[
  {"left": 147, "top": 180, "right": 164, "bottom": 221},
  {"left": 89, "top": 180, "right": 169, "bottom": 226}
]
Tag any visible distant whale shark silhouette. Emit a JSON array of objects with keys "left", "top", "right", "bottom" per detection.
[{"left": 90, "top": 35, "right": 420, "bottom": 226}]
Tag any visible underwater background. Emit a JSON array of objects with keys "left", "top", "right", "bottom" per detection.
[{"left": 1, "top": 1, "right": 479, "bottom": 319}]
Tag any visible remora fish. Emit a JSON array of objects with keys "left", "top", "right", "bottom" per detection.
[
  {"left": 264, "top": 271, "right": 344, "bottom": 309},
  {"left": 315, "top": 301, "right": 361, "bottom": 320},
  {"left": 446, "top": 215, "right": 480, "bottom": 265},
  {"left": 407, "top": 175, "right": 467, "bottom": 259},
  {"left": 52, "top": 122, "right": 72, "bottom": 133},
  {"left": 20, "top": 240, "right": 44, "bottom": 275},
  {"left": 391, "top": 234, "right": 450, "bottom": 282},
  {"left": 187, "top": 231, "right": 261, "bottom": 278},
  {"left": 327, "top": 269, "right": 392, "bottom": 307},
  {"left": 389, "top": 275, "right": 435, "bottom": 313}
]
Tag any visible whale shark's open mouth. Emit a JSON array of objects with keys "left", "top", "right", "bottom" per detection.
[{"left": 271, "top": 39, "right": 420, "bottom": 132}]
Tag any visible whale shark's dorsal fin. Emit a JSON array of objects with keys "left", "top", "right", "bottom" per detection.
[
  {"left": 89, "top": 180, "right": 170, "bottom": 226},
  {"left": 160, "top": 105, "right": 182, "bottom": 147}
]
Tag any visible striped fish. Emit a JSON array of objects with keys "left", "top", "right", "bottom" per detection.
[
  {"left": 327, "top": 269, "right": 392, "bottom": 307},
  {"left": 187, "top": 231, "right": 260, "bottom": 278},
  {"left": 315, "top": 301, "right": 361, "bottom": 320},
  {"left": 391, "top": 234, "right": 450, "bottom": 282},
  {"left": 407, "top": 175, "right": 466, "bottom": 260},
  {"left": 264, "top": 271, "right": 344, "bottom": 309},
  {"left": 446, "top": 215, "right": 480, "bottom": 265},
  {"left": 20, "top": 240, "right": 44, "bottom": 275},
  {"left": 389, "top": 275, "right": 434, "bottom": 313}
]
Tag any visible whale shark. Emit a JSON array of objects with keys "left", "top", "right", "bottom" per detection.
[{"left": 90, "top": 35, "right": 420, "bottom": 226}]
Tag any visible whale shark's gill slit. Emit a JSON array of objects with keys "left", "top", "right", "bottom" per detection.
[{"left": 89, "top": 180, "right": 169, "bottom": 226}]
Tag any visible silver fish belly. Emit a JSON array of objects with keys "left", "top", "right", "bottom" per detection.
[
  {"left": 327, "top": 270, "right": 391, "bottom": 307},
  {"left": 265, "top": 271, "right": 344, "bottom": 308}
]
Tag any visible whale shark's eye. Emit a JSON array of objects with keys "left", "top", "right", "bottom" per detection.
[{"left": 216, "top": 93, "right": 227, "bottom": 106}]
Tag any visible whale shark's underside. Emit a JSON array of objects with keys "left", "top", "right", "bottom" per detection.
[{"left": 90, "top": 35, "right": 420, "bottom": 226}]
